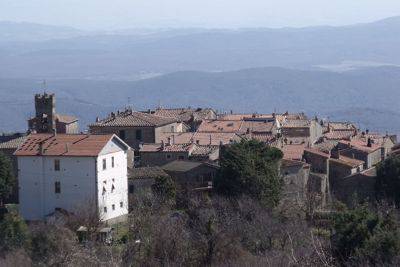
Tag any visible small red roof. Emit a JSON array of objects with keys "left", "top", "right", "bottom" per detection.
[{"left": 14, "top": 133, "right": 116, "bottom": 157}]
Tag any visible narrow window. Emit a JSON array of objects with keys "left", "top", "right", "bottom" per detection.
[
  {"left": 103, "top": 207, "right": 107, "bottom": 213},
  {"left": 103, "top": 158, "right": 107, "bottom": 170},
  {"left": 111, "top": 184, "right": 115, "bottom": 193},
  {"left": 120, "top": 202, "right": 123, "bottom": 208},
  {"left": 112, "top": 204, "right": 115, "bottom": 211},
  {"left": 55, "top": 181, "right": 61, "bottom": 194},
  {"left": 166, "top": 154, "right": 171, "bottom": 159},
  {"left": 135, "top": 129, "right": 142, "bottom": 141},
  {"left": 54, "top": 159, "right": 60, "bottom": 171},
  {"left": 178, "top": 155, "right": 184, "bottom": 160},
  {"left": 111, "top": 156, "right": 115, "bottom": 168},
  {"left": 129, "top": 184, "right": 135, "bottom": 194},
  {"left": 119, "top": 130, "right": 126, "bottom": 140}
]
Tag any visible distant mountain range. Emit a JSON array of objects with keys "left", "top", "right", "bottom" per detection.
[
  {"left": 1, "top": 17, "right": 400, "bottom": 79},
  {"left": 1, "top": 66, "right": 400, "bottom": 134}
]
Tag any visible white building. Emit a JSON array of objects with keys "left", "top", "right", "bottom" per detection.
[{"left": 15, "top": 133, "right": 130, "bottom": 222}]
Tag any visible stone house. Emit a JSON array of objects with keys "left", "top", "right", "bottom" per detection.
[
  {"left": 338, "top": 139, "right": 384, "bottom": 169},
  {"left": 334, "top": 167, "right": 377, "bottom": 206},
  {"left": 280, "top": 159, "right": 310, "bottom": 204},
  {"left": 281, "top": 118, "right": 323, "bottom": 145},
  {"left": 89, "top": 108, "right": 185, "bottom": 150},
  {"left": 145, "top": 107, "right": 217, "bottom": 131},
  {"left": 161, "top": 160, "right": 219, "bottom": 189},
  {"left": 28, "top": 93, "right": 78, "bottom": 134},
  {"left": 138, "top": 142, "right": 219, "bottom": 167}
]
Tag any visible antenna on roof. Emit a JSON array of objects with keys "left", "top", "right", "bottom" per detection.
[{"left": 42, "top": 79, "right": 47, "bottom": 93}]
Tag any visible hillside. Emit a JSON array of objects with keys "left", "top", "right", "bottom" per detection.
[
  {"left": 1, "top": 17, "right": 400, "bottom": 79},
  {"left": 1, "top": 66, "right": 400, "bottom": 133}
]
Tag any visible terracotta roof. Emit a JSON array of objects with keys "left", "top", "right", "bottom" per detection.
[
  {"left": 159, "top": 132, "right": 241, "bottom": 146},
  {"left": 239, "top": 121, "right": 275, "bottom": 133},
  {"left": 281, "top": 159, "right": 306, "bottom": 168},
  {"left": 128, "top": 166, "right": 170, "bottom": 180},
  {"left": 14, "top": 133, "right": 119, "bottom": 157},
  {"left": 304, "top": 148, "right": 330, "bottom": 158},
  {"left": 281, "top": 144, "right": 306, "bottom": 161},
  {"left": 282, "top": 119, "right": 310, "bottom": 128},
  {"left": 90, "top": 110, "right": 176, "bottom": 127},
  {"left": 151, "top": 108, "right": 215, "bottom": 122},
  {"left": 56, "top": 114, "right": 78, "bottom": 124},
  {"left": 329, "top": 122, "right": 357, "bottom": 131},
  {"left": 197, "top": 120, "right": 242, "bottom": 133},
  {"left": 314, "top": 141, "right": 338, "bottom": 153},
  {"left": 324, "top": 130, "right": 355, "bottom": 140},
  {"left": 339, "top": 139, "right": 381, "bottom": 153},
  {"left": 219, "top": 114, "right": 274, "bottom": 121},
  {"left": 330, "top": 156, "right": 364, "bottom": 168},
  {"left": 0, "top": 136, "right": 28, "bottom": 150},
  {"left": 140, "top": 142, "right": 218, "bottom": 156},
  {"left": 247, "top": 133, "right": 275, "bottom": 143}
]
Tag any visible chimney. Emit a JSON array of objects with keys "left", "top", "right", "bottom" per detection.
[
  {"left": 366, "top": 129, "right": 369, "bottom": 135},
  {"left": 367, "top": 138, "right": 372, "bottom": 148},
  {"left": 65, "top": 143, "right": 70, "bottom": 153},
  {"left": 96, "top": 117, "right": 100, "bottom": 122},
  {"left": 161, "top": 140, "right": 165, "bottom": 150},
  {"left": 172, "top": 135, "right": 175, "bottom": 145},
  {"left": 167, "top": 137, "right": 171, "bottom": 146},
  {"left": 38, "top": 141, "right": 45, "bottom": 155}
]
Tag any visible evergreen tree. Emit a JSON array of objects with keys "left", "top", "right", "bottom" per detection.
[
  {"left": 0, "top": 212, "right": 29, "bottom": 251},
  {"left": 214, "top": 139, "right": 283, "bottom": 207},
  {"left": 376, "top": 155, "right": 400, "bottom": 205},
  {"left": 0, "top": 152, "right": 15, "bottom": 206}
]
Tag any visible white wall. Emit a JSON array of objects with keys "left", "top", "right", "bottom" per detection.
[
  {"left": 97, "top": 140, "right": 129, "bottom": 221},
  {"left": 18, "top": 156, "right": 97, "bottom": 220}
]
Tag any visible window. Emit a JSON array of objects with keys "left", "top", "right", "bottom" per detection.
[
  {"left": 111, "top": 157, "right": 115, "bottom": 168},
  {"left": 120, "top": 202, "right": 123, "bottom": 208},
  {"left": 129, "top": 184, "right": 135, "bottom": 194},
  {"left": 178, "top": 156, "right": 184, "bottom": 160},
  {"left": 112, "top": 204, "right": 115, "bottom": 211},
  {"left": 55, "top": 181, "right": 61, "bottom": 194},
  {"left": 166, "top": 154, "right": 171, "bottom": 159},
  {"left": 111, "top": 184, "right": 115, "bottom": 193},
  {"left": 119, "top": 130, "right": 126, "bottom": 140},
  {"left": 54, "top": 159, "right": 60, "bottom": 171},
  {"left": 103, "top": 159, "right": 107, "bottom": 170},
  {"left": 103, "top": 207, "right": 107, "bottom": 213},
  {"left": 135, "top": 129, "right": 142, "bottom": 141}
]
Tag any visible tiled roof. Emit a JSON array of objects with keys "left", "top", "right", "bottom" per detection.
[
  {"left": 197, "top": 120, "right": 242, "bottom": 133},
  {"left": 247, "top": 133, "right": 275, "bottom": 143},
  {"left": 324, "top": 130, "right": 355, "bottom": 140},
  {"left": 128, "top": 166, "right": 170, "bottom": 180},
  {"left": 339, "top": 139, "right": 381, "bottom": 153},
  {"left": 90, "top": 110, "right": 176, "bottom": 127},
  {"left": 219, "top": 114, "right": 274, "bottom": 121},
  {"left": 14, "top": 133, "right": 117, "bottom": 157},
  {"left": 281, "top": 159, "right": 306, "bottom": 168},
  {"left": 239, "top": 121, "right": 275, "bottom": 133},
  {"left": 314, "top": 141, "right": 338, "bottom": 153},
  {"left": 152, "top": 108, "right": 215, "bottom": 122},
  {"left": 329, "top": 122, "right": 357, "bottom": 131},
  {"left": 304, "top": 147, "right": 330, "bottom": 158},
  {"left": 0, "top": 136, "right": 28, "bottom": 150},
  {"left": 282, "top": 119, "right": 310, "bottom": 128},
  {"left": 191, "top": 145, "right": 219, "bottom": 156},
  {"left": 140, "top": 142, "right": 218, "bottom": 156},
  {"left": 56, "top": 114, "right": 78, "bottom": 124},
  {"left": 330, "top": 156, "right": 364, "bottom": 168},
  {"left": 159, "top": 132, "right": 241, "bottom": 146},
  {"left": 281, "top": 144, "right": 306, "bottom": 161}
]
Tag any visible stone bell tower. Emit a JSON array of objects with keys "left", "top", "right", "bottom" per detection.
[{"left": 28, "top": 93, "right": 56, "bottom": 133}]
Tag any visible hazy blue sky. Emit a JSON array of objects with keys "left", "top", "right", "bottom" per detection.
[{"left": 1, "top": 0, "right": 400, "bottom": 30}]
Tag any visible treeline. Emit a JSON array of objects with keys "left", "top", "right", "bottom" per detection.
[{"left": 1, "top": 140, "right": 400, "bottom": 266}]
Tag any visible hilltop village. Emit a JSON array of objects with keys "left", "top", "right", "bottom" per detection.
[{"left": 0, "top": 92, "right": 398, "bottom": 223}]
